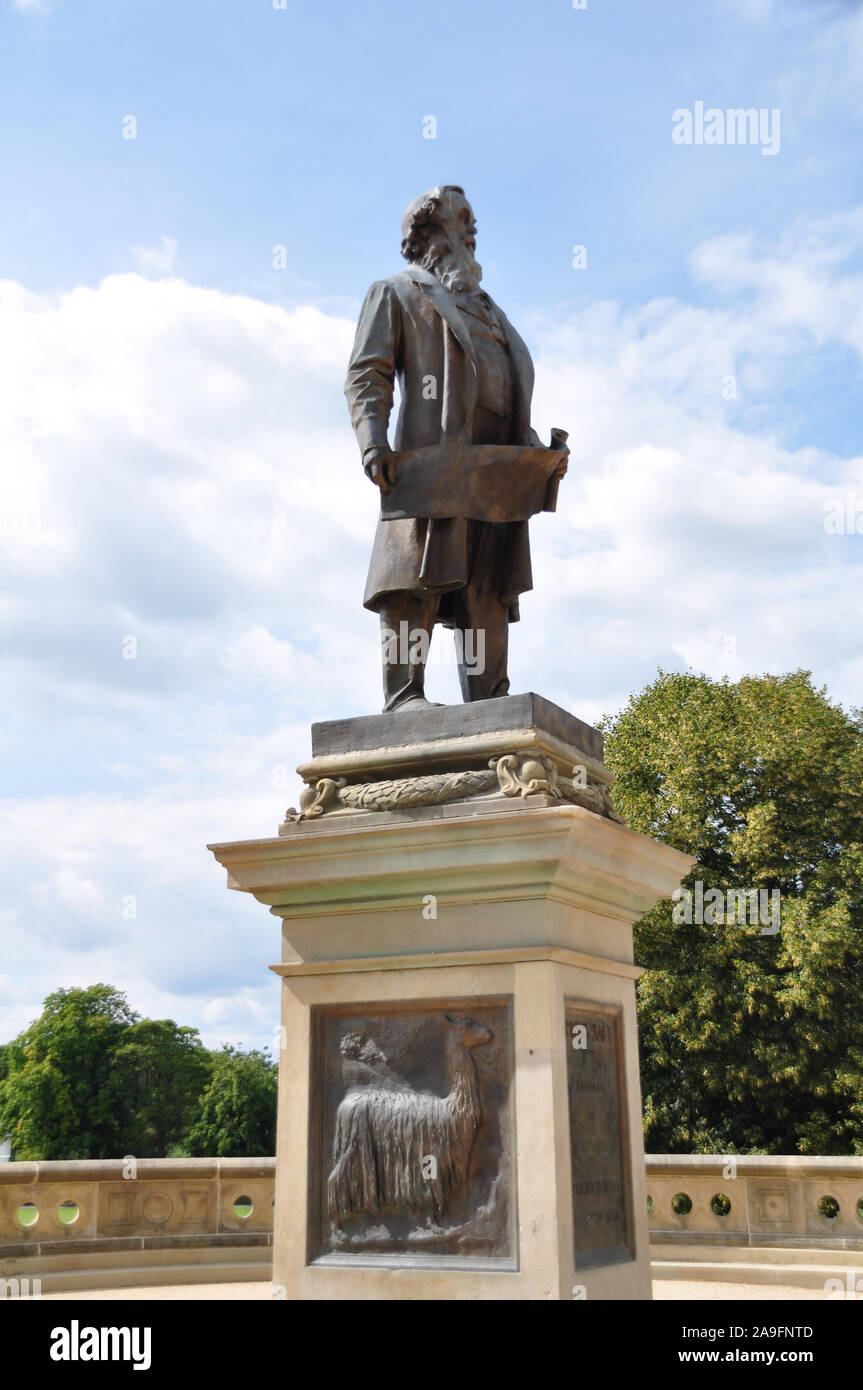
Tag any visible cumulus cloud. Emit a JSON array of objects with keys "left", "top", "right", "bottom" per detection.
[
  {"left": 1, "top": 210, "right": 862, "bottom": 1049},
  {"left": 690, "top": 210, "right": 863, "bottom": 355},
  {"left": 129, "top": 236, "right": 179, "bottom": 276}
]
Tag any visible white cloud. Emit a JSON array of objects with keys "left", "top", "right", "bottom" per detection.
[
  {"left": 689, "top": 210, "right": 863, "bottom": 355},
  {"left": 129, "top": 236, "right": 178, "bottom": 276}
]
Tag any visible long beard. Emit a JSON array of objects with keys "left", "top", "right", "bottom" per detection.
[{"left": 423, "top": 240, "right": 483, "bottom": 293}]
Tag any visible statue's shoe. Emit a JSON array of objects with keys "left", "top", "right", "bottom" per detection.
[{"left": 386, "top": 696, "right": 445, "bottom": 712}]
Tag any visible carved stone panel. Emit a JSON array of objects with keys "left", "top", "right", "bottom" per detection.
[
  {"left": 755, "top": 1186, "right": 792, "bottom": 1225},
  {"left": 100, "top": 1182, "right": 214, "bottom": 1236},
  {"left": 309, "top": 998, "right": 514, "bottom": 1264},
  {"left": 565, "top": 1000, "right": 634, "bottom": 1268}
]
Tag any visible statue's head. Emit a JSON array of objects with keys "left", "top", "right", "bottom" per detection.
[
  {"left": 400, "top": 185, "right": 482, "bottom": 292},
  {"left": 340, "top": 1032, "right": 386, "bottom": 1063},
  {"left": 340, "top": 1032, "right": 364, "bottom": 1057}
]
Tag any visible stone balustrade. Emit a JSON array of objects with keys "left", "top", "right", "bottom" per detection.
[
  {"left": 646, "top": 1154, "right": 863, "bottom": 1289},
  {"left": 0, "top": 1158, "right": 275, "bottom": 1292},
  {"left": 3, "top": 1154, "right": 862, "bottom": 1292}
]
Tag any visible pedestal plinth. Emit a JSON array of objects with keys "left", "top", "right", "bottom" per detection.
[{"left": 209, "top": 694, "right": 690, "bottom": 1301}]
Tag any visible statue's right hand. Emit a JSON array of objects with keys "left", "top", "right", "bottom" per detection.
[{"left": 364, "top": 446, "right": 396, "bottom": 493}]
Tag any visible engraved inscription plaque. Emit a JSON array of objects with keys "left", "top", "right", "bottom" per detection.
[
  {"left": 309, "top": 997, "right": 514, "bottom": 1264},
  {"left": 566, "top": 1000, "right": 634, "bottom": 1267}
]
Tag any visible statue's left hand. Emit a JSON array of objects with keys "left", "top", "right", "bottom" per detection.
[
  {"left": 548, "top": 427, "right": 569, "bottom": 483},
  {"left": 364, "top": 445, "right": 397, "bottom": 493}
]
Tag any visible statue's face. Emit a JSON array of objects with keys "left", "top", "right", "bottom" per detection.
[
  {"left": 427, "top": 190, "right": 482, "bottom": 292},
  {"left": 437, "top": 191, "right": 477, "bottom": 256}
]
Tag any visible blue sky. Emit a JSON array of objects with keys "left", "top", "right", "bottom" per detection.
[
  {"left": 3, "top": 1, "right": 860, "bottom": 308},
  {"left": 2, "top": 0, "right": 863, "bottom": 1055}
]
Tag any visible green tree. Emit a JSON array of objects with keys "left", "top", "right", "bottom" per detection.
[
  {"left": 0, "top": 985, "right": 139, "bottom": 1159},
  {"left": 108, "top": 1019, "right": 213, "bottom": 1157},
  {"left": 603, "top": 670, "right": 863, "bottom": 1155},
  {"left": 187, "top": 1046, "right": 277, "bottom": 1157}
]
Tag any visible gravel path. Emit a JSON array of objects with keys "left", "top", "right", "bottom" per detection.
[{"left": 40, "top": 1279, "right": 829, "bottom": 1301}]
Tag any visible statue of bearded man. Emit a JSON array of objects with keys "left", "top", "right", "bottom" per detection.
[{"left": 344, "top": 185, "right": 567, "bottom": 713}]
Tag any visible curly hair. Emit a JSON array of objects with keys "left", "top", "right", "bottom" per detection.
[
  {"left": 400, "top": 185, "right": 466, "bottom": 264},
  {"left": 339, "top": 1032, "right": 364, "bottom": 1058}
]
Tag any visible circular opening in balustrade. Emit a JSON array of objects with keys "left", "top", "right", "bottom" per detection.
[
  {"left": 233, "top": 1195, "right": 253, "bottom": 1220},
  {"left": 818, "top": 1195, "right": 840, "bottom": 1220},
  {"left": 857, "top": 1197, "right": 863, "bottom": 1221},
  {"left": 646, "top": 1194, "right": 654, "bottom": 1215},
  {"left": 57, "top": 1200, "right": 80, "bottom": 1226},
  {"left": 671, "top": 1192, "right": 692, "bottom": 1216},
  {"left": 16, "top": 1202, "right": 38, "bottom": 1228},
  {"left": 711, "top": 1193, "right": 732, "bottom": 1217}
]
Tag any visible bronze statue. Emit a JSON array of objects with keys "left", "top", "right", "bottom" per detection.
[{"left": 345, "top": 185, "right": 568, "bottom": 712}]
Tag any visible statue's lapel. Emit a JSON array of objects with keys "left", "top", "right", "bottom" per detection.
[
  {"left": 494, "top": 305, "right": 535, "bottom": 441},
  {"left": 400, "top": 265, "right": 476, "bottom": 367}
]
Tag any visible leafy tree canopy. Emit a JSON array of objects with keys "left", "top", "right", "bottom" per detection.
[
  {"left": 0, "top": 986, "right": 276, "bottom": 1161},
  {"left": 603, "top": 670, "right": 863, "bottom": 1155},
  {"left": 0, "top": 985, "right": 139, "bottom": 1160},
  {"left": 187, "top": 1046, "right": 278, "bottom": 1158},
  {"left": 108, "top": 1018, "right": 213, "bottom": 1158}
]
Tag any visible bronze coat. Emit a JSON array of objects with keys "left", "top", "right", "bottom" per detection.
[{"left": 345, "top": 265, "right": 541, "bottom": 619}]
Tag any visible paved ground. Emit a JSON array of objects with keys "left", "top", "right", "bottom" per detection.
[
  {"left": 41, "top": 1279, "right": 828, "bottom": 1300},
  {"left": 653, "top": 1281, "right": 826, "bottom": 1301}
]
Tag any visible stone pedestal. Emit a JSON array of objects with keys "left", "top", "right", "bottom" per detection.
[{"left": 209, "top": 694, "right": 690, "bottom": 1301}]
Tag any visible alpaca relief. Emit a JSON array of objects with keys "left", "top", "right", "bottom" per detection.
[{"left": 311, "top": 1002, "right": 514, "bottom": 1261}]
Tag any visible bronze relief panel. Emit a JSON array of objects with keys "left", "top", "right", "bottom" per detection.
[
  {"left": 309, "top": 997, "right": 514, "bottom": 1264},
  {"left": 566, "top": 999, "right": 635, "bottom": 1268}
]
